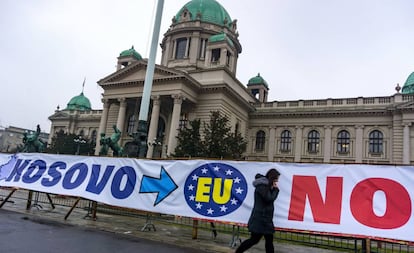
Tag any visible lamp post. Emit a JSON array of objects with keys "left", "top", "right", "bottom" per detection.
[
  {"left": 147, "top": 137, "right": 162, "bottom": 158},
  {"left": 74, "top": 136, "right": 86, "bottom": 155}
]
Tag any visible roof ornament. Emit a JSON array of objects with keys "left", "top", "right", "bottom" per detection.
[
  {"left": 196, "top": 10, "right": 202, "bottom": 19},
  {"left": 395, "top": 83, "right": 401, "bottom": 93}
]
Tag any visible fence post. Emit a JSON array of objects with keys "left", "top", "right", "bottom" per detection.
[
  {"left": 361, "top": 238, "right": 370, "bottom": 253},
  {"left": 192, "top": 219, "right": 198, "bottom": 239},
  {"left": 26, "top": 190, "right": 33, "bottom": 210}
]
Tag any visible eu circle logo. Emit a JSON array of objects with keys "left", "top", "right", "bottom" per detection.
[{"left": 184, "top": 163, "right": 248, "bottom": 217}]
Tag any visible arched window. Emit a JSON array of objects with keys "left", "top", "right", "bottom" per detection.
[
  {"left": 307, "top": 130, "right": 320, "bottom": 153},
  {"left": 255, "top": 130, "right": 266, "bottom": 151},
  {"left": 369, "top": 130, "right": 383, "bottom": 153},
  {"left": 127, "top": 114, "right": 136, "bottom": 134},
  {"left": 337, "top": 130, "right": 350, "bottom": 153},
  {"left": 280, "top": 130, "right": 292, "bottom": 152}
]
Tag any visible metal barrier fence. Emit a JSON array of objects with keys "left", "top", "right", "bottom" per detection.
[{"left": 1, "top": 188, "right": 413, "bottom": 253}]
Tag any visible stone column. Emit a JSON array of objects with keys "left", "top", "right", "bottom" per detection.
[
  {"left": 189, "top": 32, "right": 200, "bottom": 64},
  {"left": 267, "top": 127, "right": 276, "bottom": 161},
  {"left": 323, "top": 125, "right": 332, "bottom": 163},
  {"left": 116, "top": 98, "right": 127, "bottom": 132},
  {"left": 220, "top": 48, "right": 227, "bottom": 66},
  {"left": 355, "top": 125, "right": 364, "bottom": 163},
  {"left": 294, "top": 126, "right": 303, "bottom": 162},
  {"left": 95, "top": 99, "right": 110, "bottom": 155},
  {"left": 167, "top": 94, "right": 183, "bottom": 156},
  {"left": 185, "top": 37, "right": 190, "bottom": 58},
  {"left": 146, "top": 95, "right": 161, "bottom": 159},
  {"left": 403, "top": 123, "right": 411, "bottom": 165}
]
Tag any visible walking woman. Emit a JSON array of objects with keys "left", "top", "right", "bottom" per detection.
[{"left": 235, "top": 168, "right": 280, "bottom": 253}]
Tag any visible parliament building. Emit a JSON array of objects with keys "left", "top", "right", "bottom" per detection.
[{"left": 48, "top": 0, "right": 414, "bottom": 165}]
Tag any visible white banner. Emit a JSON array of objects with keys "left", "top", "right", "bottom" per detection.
[{"left": 0, "top": 153, "right": 413, "bottom": 242}]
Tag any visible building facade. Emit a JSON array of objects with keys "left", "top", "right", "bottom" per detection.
[
  {"left": 48, "top": 0, "right": 414, "bottom": 165},
  {"left": 0, "top": 126, "right": 49, "bottom": 153}
]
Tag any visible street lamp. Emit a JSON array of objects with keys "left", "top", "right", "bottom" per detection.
[
  {"left": 148, "top": 137, "right": 162, "bottom": 158},
  {"left": 74, "top": 136, "right": 87, "bottom": 155}
]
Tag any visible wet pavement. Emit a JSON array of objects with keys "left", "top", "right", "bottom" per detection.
[{"left": 0, "top": 189, "right": 344, "bottom": 253}]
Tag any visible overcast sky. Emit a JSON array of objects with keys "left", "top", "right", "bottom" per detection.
[{"left": 1, "top": 0, "right": 413, "bottom": 133}]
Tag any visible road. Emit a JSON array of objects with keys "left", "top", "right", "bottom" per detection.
[{"left": 0, "top": 209, "right": 206, "bottom": 253}]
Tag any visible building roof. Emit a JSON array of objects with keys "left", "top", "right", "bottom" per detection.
[
  {"left": 209, "top": 33, "right": 234, "bottom": 47},
  {"left": 119, "top": 46, "right": 142, "bottom": 60},
  {"left": 175, "top": 0, "right": 233, "bottom": 28},
  {"left": 248, "top": 73, "right": 268, "bottom": 88},
  {"left": 402, "top": 71, "right": 414, "bottom": 94},
  {"left": 65, "top": 92, "right": 91, "bottom": 111}
]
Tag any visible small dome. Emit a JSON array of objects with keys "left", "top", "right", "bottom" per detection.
[
  {"left": 119, "top": 46, "right": 142, "bottom": 60},
  {"left": 248, "top": 73, "right": 268, "bottom": 88},
  {"left": 402, "top": 72, "right": 414, "bottom": 94},
  {"left": 175, "top": 0, "right": 233, "bottom": 28},
  {"left": 65, "top": 92, "right": 91, "bottom": 111}
]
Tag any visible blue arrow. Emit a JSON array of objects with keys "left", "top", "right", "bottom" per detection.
[
  {"left": 139, "top": 166, "right": 178, "bottom": 206},
  {"left": 0, "top": 154, "right": 18, "bottom": 181}
]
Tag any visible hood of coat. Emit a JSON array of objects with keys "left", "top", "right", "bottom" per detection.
[{"left": 252, "top": 174, "right": 269, "bottom": 187}]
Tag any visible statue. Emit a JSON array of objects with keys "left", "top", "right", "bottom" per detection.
[
  {"left": 21, "top": 125, "right": 46, "bottom": 153},
  {"left": 99, "top": 133, "right": 109, "bottom": 156},
  {"left": 108, "top": 125, "right": 123, "bottom": 156},
  {"left": 98, "top": 125, "right": 123, "bottom": 157}
]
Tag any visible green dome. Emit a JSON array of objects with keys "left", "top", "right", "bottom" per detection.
[
  {"left": 65, "top": 92, "right": 91, "bottom": 111},
  {"left": 175, "top": 0, "right": 233, "bottom": 28},
  {"left": 119, "top": 46, "right": 142, "bottom": 60},
  {"left": 402, "top": 72, "right": 414, "bottom": 94},
  {"left": 248, "top": 73, "right": 268, "bottom": 88}
]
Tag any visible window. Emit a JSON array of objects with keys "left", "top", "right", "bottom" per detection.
[
  {"left": 179, "top": 113, "right": 188, "bottom": 130},
  {"left": 255, "top": 130, "right": 265, "bottom": 151},
  {"left": 211, "top": 48, "right": 221, "bottom": 62},
  {"left": 127, "top": 114, "right": 136, "bottom": 134},
  {"left": 235, "top": 122, "right": 240, "bottom": 136},
  {"left": 307, "top": 130, "right": 320, "bottom": 153},
  {"left": 175, "top": 38, "right": 188, "bottom": 59},
  {"left": 226, "top": 51, "right": 231, "bottom": 66},
  {"left": 280, "top": 130, "right": 292, "bottom": 152},
  {"left": 337, "top": 130, "right": 350, "bottom": 153},
  {"left": 91, "top": 130, "right": 97, "bottom": 143},
  {"left": 369, "top": 130, "right": 383, "bottom": 153}
]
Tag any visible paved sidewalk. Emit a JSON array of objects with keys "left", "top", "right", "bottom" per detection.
[{"left": 0, "top": 191, "right": 343, "bottom": 253}]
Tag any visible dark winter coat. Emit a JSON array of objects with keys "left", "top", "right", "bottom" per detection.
[{"left": 247, "top": 174, "right": 279, "bottom": 234}]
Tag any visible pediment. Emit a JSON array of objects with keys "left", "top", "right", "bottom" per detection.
[
  {"left": 395, "top": 100, "right": 414, "bottom": 111},
  {"left": 98, "top": 61, "right": 186, "bottom": 86},
  {"left": 49, "top": 110, "right": 70, "bottom": 119}
]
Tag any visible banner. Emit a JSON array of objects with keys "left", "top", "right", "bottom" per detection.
[{"left": 0, "top": 153, "right": 413, "bottom": 242}]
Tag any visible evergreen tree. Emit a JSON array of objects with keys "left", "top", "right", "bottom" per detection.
[
  {"left": 46, "top": 130, "right": 95, "bottom": 155},
  {"left": 174, "top": 111, "right": 247, "bottom": 159},
  {"left": 173, "top": 119, "right": 203, "bottom": 158},
  {"left": 203, "top": 111, "right": 232, "bottom": 158}
]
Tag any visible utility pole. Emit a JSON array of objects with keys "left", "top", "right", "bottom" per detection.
[{"left": 136, "top": 0, "right": 165, "bottom": 158}]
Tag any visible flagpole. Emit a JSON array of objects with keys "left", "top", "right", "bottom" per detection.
[
  {"left": 82, "top": 77, "right": 86, "bottom": 93},
  {"left": 136, "top": 0, "right": 164, "bottom": 158}
]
